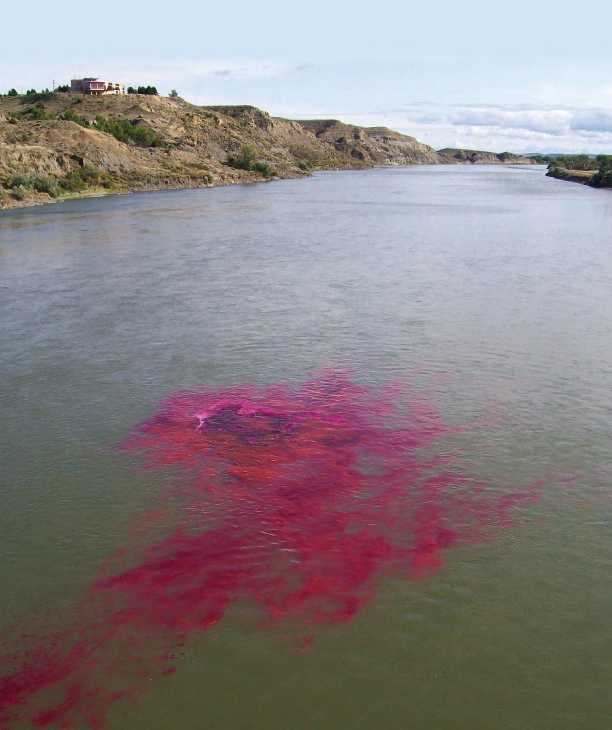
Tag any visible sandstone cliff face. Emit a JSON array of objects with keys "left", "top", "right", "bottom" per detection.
[
  {"left": 437, "top": 148, "right": 538, "bottom": 165},
  {"left": 295, "top": 119, "right": 441, "bottom": 165}
]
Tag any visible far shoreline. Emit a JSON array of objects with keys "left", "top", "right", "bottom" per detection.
[{"left": 0, "top": 162, "right": 546, "bottom": 216}]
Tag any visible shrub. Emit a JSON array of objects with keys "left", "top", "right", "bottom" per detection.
[
  {"left": 59, "top": 171, "right": 86, "bottom": 192},
  {"left": 24, "top": 91, "right": 53, "bottom": 103},
  {"left": 79, "top": 165, "right": 103, "bottom": 182},
  {"left": 29, "top": 173, "right": 60, "bottom": 197},
  {"left": 11, "top": 185, "right": 28, "bottom": 200},
  {"left": 224, "top": 145, "right": 277, "bottom": 177},
  {"left": 25, "top": 102, "right": 56, "bottom": 121},
  {"left": 92, "top": 115, "right": 161, "bottom": 147},
  {"left": 298, "top": 159, "right": 313, "bottom": 171},
  {"left": 9, "top": 172, "right": 28, "bottom": 188},
  {"left": 169, "top": 89, "right": 178, "bottom": 98},
  {"left": 7, "top": 88, "right": 18, "bottom": 97},
  {"left": 252, "top": 161, "right": 277, "bottom": 178},
  {"left": 7, "top": 172, "right": 60, "bottom": 198},
  {"left": 58, "top": 166, "right": 113, "bottom": 192},
  {"left": 61, "top": 108, "right": 88, "bottom": 126},
  {"left": 225, "top": 144, "right": 259, "bottom": 171}
]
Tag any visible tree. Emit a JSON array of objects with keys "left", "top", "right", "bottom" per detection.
[
  {"left": 238, "top": 144, "right": 258, "bottom": 169},
  {"left": 592, "top": 155, "right": 612, "bottom": 188},
  {"left": 169, "top": 89, "right": 178, "bottom": 98},
  {"left": 7, "top": 88, "right": 17, "bottom": 96}
]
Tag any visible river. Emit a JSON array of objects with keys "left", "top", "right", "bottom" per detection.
[{"left": 1, "top": 165, "right": 611, "bottom": 730}]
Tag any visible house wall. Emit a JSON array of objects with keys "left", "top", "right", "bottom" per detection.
[{"left": 70, "top": 79, "right": 126, "bottom": 95}]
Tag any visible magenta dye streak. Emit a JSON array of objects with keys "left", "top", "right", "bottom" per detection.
[{"left": 0, "top": 373, "right": 539, "bottom": 729}]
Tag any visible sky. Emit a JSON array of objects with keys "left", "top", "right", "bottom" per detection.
[{"left": 2, "top": 0, "right": 612, "bottom": 153}]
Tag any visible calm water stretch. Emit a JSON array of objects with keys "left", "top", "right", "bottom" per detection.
[{"left": 1, "top": 165, "right": 611, "bottom": 730}]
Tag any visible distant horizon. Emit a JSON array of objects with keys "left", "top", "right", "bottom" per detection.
[{"left": 3, "top": 82, "right": 609, "bottom": 158}]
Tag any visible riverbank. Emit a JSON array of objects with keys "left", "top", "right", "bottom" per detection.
[
  {"left": 546, "top": 167, "right": 597, "bottom": 186},
  {"left": 0, "top": 92, "right": 539, "bottom": 211},
  {"left": 546, "top": 160, "right": 612, "bottom": 189},
  {"left": 0, "top": 93, "right": 428, "bottom": 210}
]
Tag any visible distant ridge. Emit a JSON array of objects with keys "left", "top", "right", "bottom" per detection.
[{"left": 437, "top": 148, "right": 539, "bottom": 165}]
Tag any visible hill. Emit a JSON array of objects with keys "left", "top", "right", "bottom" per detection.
[
  {"left": 293, "top": 119, "right": 440, "bottom": 165},
  {"left": 0, "top": 93, "right": 442, "bottom": 209},
  {"left": 0, "top": 93, "right": 536, "bottom": 209},
  {"left": 437, "top": 148, "right": 539, "bottom": 165}
]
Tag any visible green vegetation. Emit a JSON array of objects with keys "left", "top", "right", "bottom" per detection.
[
  {"left": 58, "top": 108, "right": 162, "bottom": 147},
  {"left": 169, "top": 89, "right": 179, "bottom": 98},
  {"left": 2, "top": 166, "right": 114, "bottom": 201},
  {"left": 61, "top": 108, "right": 88, "bottom": 126},
  {"left": 548, "top": 154, "right": 599, "bottom": 171},
  {"left": 127, "top": 86, "right": 158, "bottom": 95},
  {"left": 6, "top": 88, "right": 17, "bottom": 97},
  {"left": 547, "top": 153, "right": 612, "bottom": 189},
  {"left": 527, "top": 154, "right": 555, "bottom": 165},
  {"left": 591, "top": 155, "right": 612, "bottom": 188},
  {"left": 3, "top": 99, "right": 161, "bottom": 148},
  {"left": 24, "top": 102, "right": 56, "bottom": 120},
  {"left": 93, "top": 115, "right": 162, "bottom": 147},
  {"left": 5, "top": 107, "right": 44, "bottom": 124},
  {"left": 224, "top": 144, "right": 278, "bottom": 178},
  {"left": 24, "top": 91, "right": 54, "bottom": 103},
  {"left": 56, "top": 85, "right": 70, "bottom": 93}
]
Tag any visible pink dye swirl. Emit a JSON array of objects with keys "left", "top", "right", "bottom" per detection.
[{"left": 0, "top": 372, "right": 540, "bottom": 729}]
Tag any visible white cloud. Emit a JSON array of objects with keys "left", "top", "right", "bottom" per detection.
[{"left": 320, "top": 104, "right": 612, "bottom": 154}]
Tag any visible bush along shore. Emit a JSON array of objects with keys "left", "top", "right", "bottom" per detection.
[
  {"left": 1, "top": 90, "right": 540, "bottom": 210},
  {"left": 546, "top": 154, "right": 612, "bottom": 188}
]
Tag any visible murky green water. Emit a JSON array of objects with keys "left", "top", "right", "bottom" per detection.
[{"left": 1, "top": 166, "right": 611, "bottom": 729}]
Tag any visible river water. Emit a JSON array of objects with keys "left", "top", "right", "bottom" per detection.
[{"left": 1, "top": 165, "right": 611, "bottom": 729}]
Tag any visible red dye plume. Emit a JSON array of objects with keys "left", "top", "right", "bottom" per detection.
[{"left": 0, "top": 372, "right": 539, "bottom": 729}]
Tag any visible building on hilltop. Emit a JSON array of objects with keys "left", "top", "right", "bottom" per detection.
[{"left": 70, "top": 78, "right": 126, "bottom": 96}]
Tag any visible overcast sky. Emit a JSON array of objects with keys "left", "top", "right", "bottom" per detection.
[{"left": 2, "top": 0, "right": 612, "bottom": 153}]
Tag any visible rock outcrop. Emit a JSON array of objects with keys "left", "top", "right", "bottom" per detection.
[
  {"left": 294, "top": 119, "right": 441, "bottom": 165},
  {"left": 437, "top": 148, "right": 539, "bottom": 165}
]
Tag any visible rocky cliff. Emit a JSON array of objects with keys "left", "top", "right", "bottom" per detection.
[
  {"left": 437, "top": 148, "right": 539, "bottom": 165},
  {"left": 0, "top": 94, "right": 446, "bottom": 208},
  {"left": 294, "top": 119, "right": 440, "bottom": 165},
  {"left": 0, "top": 93, "right": 536, "bottom": 210}
]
